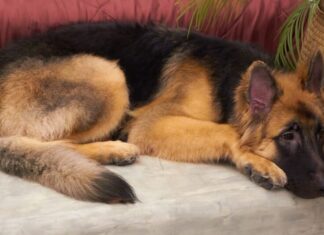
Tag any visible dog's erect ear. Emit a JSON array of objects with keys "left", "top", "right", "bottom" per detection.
[
  {"left": 306, "top": 51, "right": 324, "bottom": 95},
  {"left": 247, "top": 61, "right": 277, "bottom": 117}
]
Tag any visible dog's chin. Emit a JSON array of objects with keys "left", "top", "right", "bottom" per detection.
[{"left": 285, "top": 184, "right": 324, "bottom": 199}]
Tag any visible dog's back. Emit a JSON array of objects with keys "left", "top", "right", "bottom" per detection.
[{"left": 0, "top": 22, "right": 271, "bottom": 109}]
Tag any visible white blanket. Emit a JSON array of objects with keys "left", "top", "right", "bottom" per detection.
[{"left": 0, "top": 156, "right": 323, "bottom": 235}]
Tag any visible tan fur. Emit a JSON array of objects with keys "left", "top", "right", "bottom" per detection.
[
  {"left": 0, "top": 55, "right": 138, "bottom": 203},
  {"left": 0, "top": 55, "right": 138, "bottom": 165},
  {"left": 128, "top": 115, "right": 286, "bottom": 186},
  {"left": 0, "top": 55, "right": 129, "bottom": 143},
  {"left": 65, "top": 56, "right": 130, "bottom": 143},
  {"left": 66, "top": 140, "right": 139, "bottom": 164},
  {"left": 234, "top": 62, "right": 324, "bottom": 161},
  {"left": 2, "top": 53, "right": 322, "bottom": 200},
  {"left": 131, "top": 57, "right": 220, "bottom": 121},
  {"left": 127, "top": 59, "right": 289, "bottom": 187},
  {"left": 0, "top": 136, "right": 116, "bottom": 201}
]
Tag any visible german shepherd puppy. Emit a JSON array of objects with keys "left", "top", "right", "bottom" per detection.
[{"left": 0, "top": 22, "right": 323, "bottom": 203}]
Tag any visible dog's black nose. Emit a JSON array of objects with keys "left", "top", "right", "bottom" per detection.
[
  {"left": 319, "top": 172, "right": 324, "bottom": 195},
  {"left": 320, "top": 184, "right": 324, "bottom": 195},
  {"left": 312, "top": 168, "right": 324, "bottom": 195},
  {"left": 320, "top": 187, "right": 324, "bottom": 196}
]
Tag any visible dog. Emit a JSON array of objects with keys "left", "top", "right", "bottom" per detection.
[{"left": 0, "top": 22, "right": 323, "bottom": 203}]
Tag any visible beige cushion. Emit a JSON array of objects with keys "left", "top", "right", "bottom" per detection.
[{"left": 0, "top": 156, "right": 323, "bottom": 235}]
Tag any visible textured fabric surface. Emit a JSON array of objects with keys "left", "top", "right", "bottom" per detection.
[
  {"left": 299, "top": 7, "right": 324, "bottom": 66},
  {"left": 0, "top": 156, "right": 323, "bottom": 235},
  {"left": 0, "top": 0, "right": 300, "bottom": 53}
]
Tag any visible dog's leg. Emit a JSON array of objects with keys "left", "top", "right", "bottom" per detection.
[
  {"left": 128, "top": 115, "right": 287, "bottom": 189},
  {"left": 65, "top": 140, "right": 140, "bottom": 166}
]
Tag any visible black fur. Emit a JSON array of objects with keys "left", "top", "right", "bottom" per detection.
[
  {"left": 275, "top": 135, "right": 324, "bottom": 198},
  {"left": 296, "top": 101, "right": 318, "bottom": 121},
  {"left": 0, "top": 22, "right": 271, "bottom": 120},
  {"left": 92, "top": 171, "right": 137, "bottom": 203}
]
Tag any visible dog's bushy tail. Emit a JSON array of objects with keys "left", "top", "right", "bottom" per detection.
[{"left": 0, "top": 136, "right": 137, "bottom": 203}]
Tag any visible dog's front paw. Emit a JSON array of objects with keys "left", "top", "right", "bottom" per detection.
[
  {"left": 103, "top": 141, "right": 140, "bottom": 166},
  {"left": 110, "top": 154, "right": 137, "bottom": 166},
  {"left": 243, "top": 160, "right": 287, "bottom": 190}
]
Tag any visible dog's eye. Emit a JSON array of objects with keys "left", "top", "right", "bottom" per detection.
[
  {"left": 281, "top": 131, "right": 295, "bottom": 141},
  {"left": 280, "top": 123, "right": 299, "bottom": 141}
]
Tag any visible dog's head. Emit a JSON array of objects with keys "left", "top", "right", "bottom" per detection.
[{"left": 234, "top": 52, "right": 324, "bottom": 198}]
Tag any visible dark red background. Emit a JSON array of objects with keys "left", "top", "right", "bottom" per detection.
[{"left": 0, "top": 0, "right": 301, "bottom": 54}]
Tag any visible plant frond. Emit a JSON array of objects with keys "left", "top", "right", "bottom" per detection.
[
  {"left": 176, "top": 0, "right": 248, "bottom": 32},
  {"left": 275, "top": 0, "right": 320, "bottom": 70},
  {"left": 177, "top": 0, "right": 322, "bottom": 70}
]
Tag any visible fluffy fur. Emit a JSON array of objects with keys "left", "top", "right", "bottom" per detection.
[{"left": 0, "top": 22, "right": 323, "bottom": 202}]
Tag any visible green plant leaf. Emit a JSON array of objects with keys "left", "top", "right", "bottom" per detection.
[
  {"left": 177, "top": 0, "right": 321, "bottom": 70},
  {"left": 176, "top": 0, "right": 247, "bottom": 33},
  {"left": 275, "top": 0, "right": 320, "bottom": 70}
]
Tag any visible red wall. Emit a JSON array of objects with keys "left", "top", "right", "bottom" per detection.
[{"left": 0, "top": 0, "right": 301, "bottom": 53}]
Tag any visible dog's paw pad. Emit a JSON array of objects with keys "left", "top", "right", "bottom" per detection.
[
  {"left": 95, "top": 141, "right": 140, "bottom": 166},
  {"left": 250, "top": 172, "right": 273, "bottom": 190},
  {"left": 111, "top": 155, "right": 137, "bottom": 166},
  {"left": 244, "top": 163, "right": 287, "bottom": 190}
]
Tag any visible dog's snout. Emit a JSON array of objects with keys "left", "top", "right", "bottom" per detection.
[
  {"left": 309, "top": 168, "right": 324, "bottom": 195},
  {"left": 318, "top": 171, "right": 324, "bottom": 195}
]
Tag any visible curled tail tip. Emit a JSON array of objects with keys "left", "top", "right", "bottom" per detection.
[{"left": 91, "top": 171, "right": 138, "bottom": 204}]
